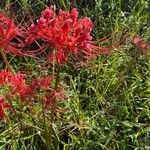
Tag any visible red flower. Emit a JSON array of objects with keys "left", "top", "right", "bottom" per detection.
[
  {"left": 0, "top": 69, "right": 13, "bottom": 85},
  {"left": 0, "top": 70, "right": 34, "bottom": 101},
  {"left": 0, "top": 13, "right": 24, "bottom": 55},
  {"left": 14, "top": 84, "right": 36, "bottom": 102},
  {"left": 0, "top": 69, "right": 26, "bottom": 86},
  {"left": 0, "top": 70, "right": 55, "bottom": 102},
  {"left": 0, "top": 97, "right": 10, "bottom": 120},
  {"left": 26, "top": 6, "right": 109, "bottom": 64},
  {"left": 0, "top": 69, "right": 67, "bottom": 115}
]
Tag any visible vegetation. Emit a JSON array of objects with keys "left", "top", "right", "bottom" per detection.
[{"left": 0, "top": 0, "right": 149, "bottom": 150}]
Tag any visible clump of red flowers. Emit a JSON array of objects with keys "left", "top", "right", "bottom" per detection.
[
  {"left": 0, "top": 70, "right": 66, "bottom": 119},
  {"left": 26, "top": 6, "right": 108, "bottom": 64},
  {"left": 0, "top": 7, "right": 111, "bottom": 65},
  {"left": 30, "top": 76, "right": 66, "bottom": 112},
  {"left": 0, "top": 13, "right": 24, "bottom": 55},
  {"left": 0, "top": 69, "right": 34, "bottom": 101}
]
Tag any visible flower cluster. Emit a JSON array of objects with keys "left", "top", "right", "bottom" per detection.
[
  {"left": 0, "top": 6, "right": 112, "bottom": 65},
  {"left": 0, "top": 13, "right": 24, "bottom": 55},
  {"left": 0, "top": 70, "right": 65, "bottom": 119},
  {"left": 31, "top": 76, "right": 66, "bottom": 111},
  {"left": 0, "top": 6, "right": 112, "bottom": 121},
  {"left": 26, "top": 6, "right": 102, "bottom": 64},
  {"left": 0, "top": 70, "right": 33, "bottom": 101}
]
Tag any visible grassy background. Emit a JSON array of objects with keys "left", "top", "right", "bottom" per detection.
[{"left": 0, "top": 0, "right": 149, "bottom": 150}]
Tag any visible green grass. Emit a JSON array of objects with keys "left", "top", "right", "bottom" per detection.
[{"left": 0, "top": 0, "right": 150, "bottom": 150}]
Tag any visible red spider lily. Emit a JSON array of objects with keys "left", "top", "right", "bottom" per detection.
[
  {"left": 31, "top": 76, "right": 66, "bottom": 112},
  {"left": 0, "top": 13, "right": 24, "bottom": 55},
  {"left": 0, "top": 69, "right": 66, "bottom": 112},
  {"left": 0, "top": 97, "right": 10, "bottom": 119},
  {"left": 0, "top": 70, "right": 34, "bottom": 101},
  {"left": 26, "top": 6, "right": 110, "bottom": 64},
  {"left": 0, "top": 69, "right": 26, "bottom": 86},
  {"left": 14, "top": 84, "right": 36, "bottom": 102},
  {"left": 0, "top": 69, "right": 12, "bottom": 85}
]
